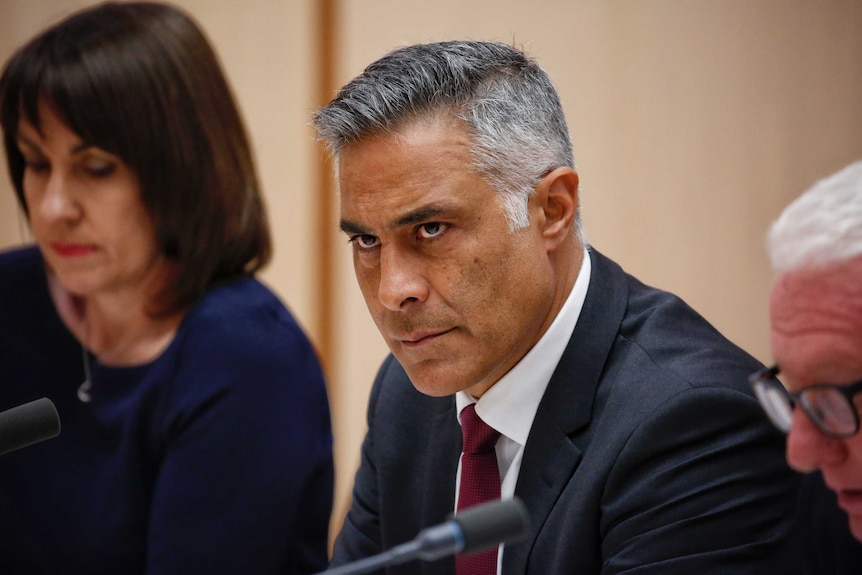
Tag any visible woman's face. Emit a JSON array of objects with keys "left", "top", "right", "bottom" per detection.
[{"left": 15, "top": 101, "right": 170, "bottom": 302}]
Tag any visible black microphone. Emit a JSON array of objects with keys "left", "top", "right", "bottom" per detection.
[
  {"left": 315, "top": 498, "right": 529, "bottom": 575},
  {"left": 0, "top": 398, "right": 61, "bottom": 456}
]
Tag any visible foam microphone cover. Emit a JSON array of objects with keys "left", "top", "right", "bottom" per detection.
[
  {"left": 453, "top": 498, "right": 530, "bottom": 554},
  {"left": 0, "top": 397, "right": 61, "bottom": 456}
]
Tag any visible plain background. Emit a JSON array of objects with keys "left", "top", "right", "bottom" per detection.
[{"left": 1, "top": 0, "right": 861, "bottom": 541}]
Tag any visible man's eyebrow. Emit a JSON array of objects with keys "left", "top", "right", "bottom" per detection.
[
  {"left": 339, "top": 219, "right": 369, "bottom": 236},
  {"left": 389, "top": 206, "right": 445, "bottom": 230},
  {"left": 339, "top": 205, "right": 450, "bottom": 236}
]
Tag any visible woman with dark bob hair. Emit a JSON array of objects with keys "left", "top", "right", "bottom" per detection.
[{"left": 0, "top": 3, "right": 333, "bottom": 574}]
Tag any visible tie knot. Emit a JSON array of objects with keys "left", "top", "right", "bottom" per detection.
[{"left": 460, "top": 404, "right": 500, "bottom": 454}]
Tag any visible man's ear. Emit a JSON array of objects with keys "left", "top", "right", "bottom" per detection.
[{"left": 535, "top": 167, "right": 578, "bottom": 249}]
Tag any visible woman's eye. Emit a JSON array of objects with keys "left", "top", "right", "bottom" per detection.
[
  {"left": 351, "top": 234, "right": 379, "bottom": 249},
  {"left": 417, "top": 222, "right": 446, "bottom": 239},
  {"left": 22, "top": 157, "right": 49, "bottom": 173},
  {"left": 83, "top": 161, "right": 116, "bottom": 178}
]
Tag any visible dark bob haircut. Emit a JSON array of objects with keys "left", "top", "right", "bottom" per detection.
[{"left": 0, "top": 1, "right": 271, "bottom": 314}]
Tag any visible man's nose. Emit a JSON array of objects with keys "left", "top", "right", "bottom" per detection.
[{"left": 377, "top": 246, "right": 429, "bottom": 311}]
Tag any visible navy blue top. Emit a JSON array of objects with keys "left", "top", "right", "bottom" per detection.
[{"left": 0, "top": 245, "right": 333, "bottom": 575}]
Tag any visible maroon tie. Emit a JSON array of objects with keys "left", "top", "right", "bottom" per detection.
[{"left": 456, "top": 404, "right": 501, "bottom": 575}]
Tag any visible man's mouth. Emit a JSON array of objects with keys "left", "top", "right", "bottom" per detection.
[{"left": 399, "top": 328, "right": 455, "bottom": 347}]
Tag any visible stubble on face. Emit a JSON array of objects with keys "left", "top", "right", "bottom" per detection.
[{"left": 339, "top": 116, "right": 557, "bottom": 398}]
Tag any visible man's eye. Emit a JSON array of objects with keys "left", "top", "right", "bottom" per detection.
[
  {"left": 417, "top": 222, "right": 446, "bottom": 239},
  {"left": 351, "top": 234, "right": 379, "bottom": 249}
]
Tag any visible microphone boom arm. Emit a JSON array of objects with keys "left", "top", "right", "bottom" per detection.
[{"left": 314, "top": 498, "right": 528, "bottom": 575}]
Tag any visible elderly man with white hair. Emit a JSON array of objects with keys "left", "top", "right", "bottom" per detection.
[{"left": 750, "top": 159, "right": 862, "bottom": 572}]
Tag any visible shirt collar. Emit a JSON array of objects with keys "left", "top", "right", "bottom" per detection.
[{"left": 456, "top": 248, "right": 592, "bottom": 445}]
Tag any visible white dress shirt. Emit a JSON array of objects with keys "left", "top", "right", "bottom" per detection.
[{"left": 454, "top": 248, "right": 591, "bottom": 571}]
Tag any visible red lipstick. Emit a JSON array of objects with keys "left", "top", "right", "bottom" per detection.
[{"left": 51, "top": 242, "right": 95, "bottom": 258}]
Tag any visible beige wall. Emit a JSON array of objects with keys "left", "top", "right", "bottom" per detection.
[
  {"left": 0, "top": 0, "right": 320, "bottom": 339},
  {"left": 1, "top": 0, "right": 861, "bottom": 541}
]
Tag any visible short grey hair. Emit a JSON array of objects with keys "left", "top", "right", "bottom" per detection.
[
  {"left": 312, "top": 40, "right": 582, "bottom": 237},
  {"left": 767, "top": 159, "right": 862, "bottom": 273}
]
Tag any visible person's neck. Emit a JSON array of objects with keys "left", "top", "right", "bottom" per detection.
[
  {"left": 547, "top": 239, "right": 584, "bottom": 318},
  {"left": 48, "top": 275, "right": 183, "bottom": 366}
]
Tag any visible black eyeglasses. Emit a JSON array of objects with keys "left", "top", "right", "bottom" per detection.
[{"left": 749, "top": 365, "right": 862, "bottom": 439}]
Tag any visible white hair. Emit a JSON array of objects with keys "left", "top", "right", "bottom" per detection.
[{"left": 767, "top": 160, "right": 862, "bottom": 273}]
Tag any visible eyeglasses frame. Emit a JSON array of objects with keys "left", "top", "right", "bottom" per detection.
[{"left": 748, "top": 364, "right": 862, "bottom": 439}]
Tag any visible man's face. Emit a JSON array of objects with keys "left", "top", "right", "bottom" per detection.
[
  {"left": 770, "top": 258, "right": 862, "bottom": 540},
  {"left": 338, "top": 115, "right": 560, "bottom": 398}
]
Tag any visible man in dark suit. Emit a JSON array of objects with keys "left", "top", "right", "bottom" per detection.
[{"left": 313, "top": 40, "right": 800, "bottom": 574}]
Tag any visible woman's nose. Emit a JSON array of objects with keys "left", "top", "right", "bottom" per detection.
[{"left": 33, "top": 173, "right": 81, "bottom": 223}]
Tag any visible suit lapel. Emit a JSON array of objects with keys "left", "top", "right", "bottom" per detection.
[
  {"left": 421, "top": 398, "right": 460, "bottom": 575},
  {"left": 504, "top": 249, "right": 629, "bottom": 575}
]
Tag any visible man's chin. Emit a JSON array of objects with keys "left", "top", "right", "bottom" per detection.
[
  {"left": 409, "top": 377, "right": 464, "bottom": 398},
  {"left": 401, "top": 363, "right": 467, "bottom": 397},
  {"left": 392, "top": 353, "right": 454, "bottom": 394}
]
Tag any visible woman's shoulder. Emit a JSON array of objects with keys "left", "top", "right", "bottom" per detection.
[
  {"left": 0, "top": 244, "right": 44, "bottom": 277},
  {"left": 157, "top": 276, "right": 326, "bottom": 409},
  {"left": 0, "top": 244, "right": 53, "bottom": 310},
  {"left": 186, "top": 276, "right": 298, "bottom": 330},
  {"left": 173, "top": 276, "right": 317, "bottom": 367}
]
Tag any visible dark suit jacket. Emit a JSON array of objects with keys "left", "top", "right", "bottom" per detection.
[
  {"left": 796, "top": 472, "right": 862, "bottom": 574},
  {"left": 331, "top": 249, "right": 802, "bottom": 574}
]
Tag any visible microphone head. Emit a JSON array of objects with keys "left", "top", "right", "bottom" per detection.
[
  {"left": 0, "top": 397, "right": 61, "bottom": 456},
  {"left": 451, "top": 498, "right": 530, "bottom": 555}
]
